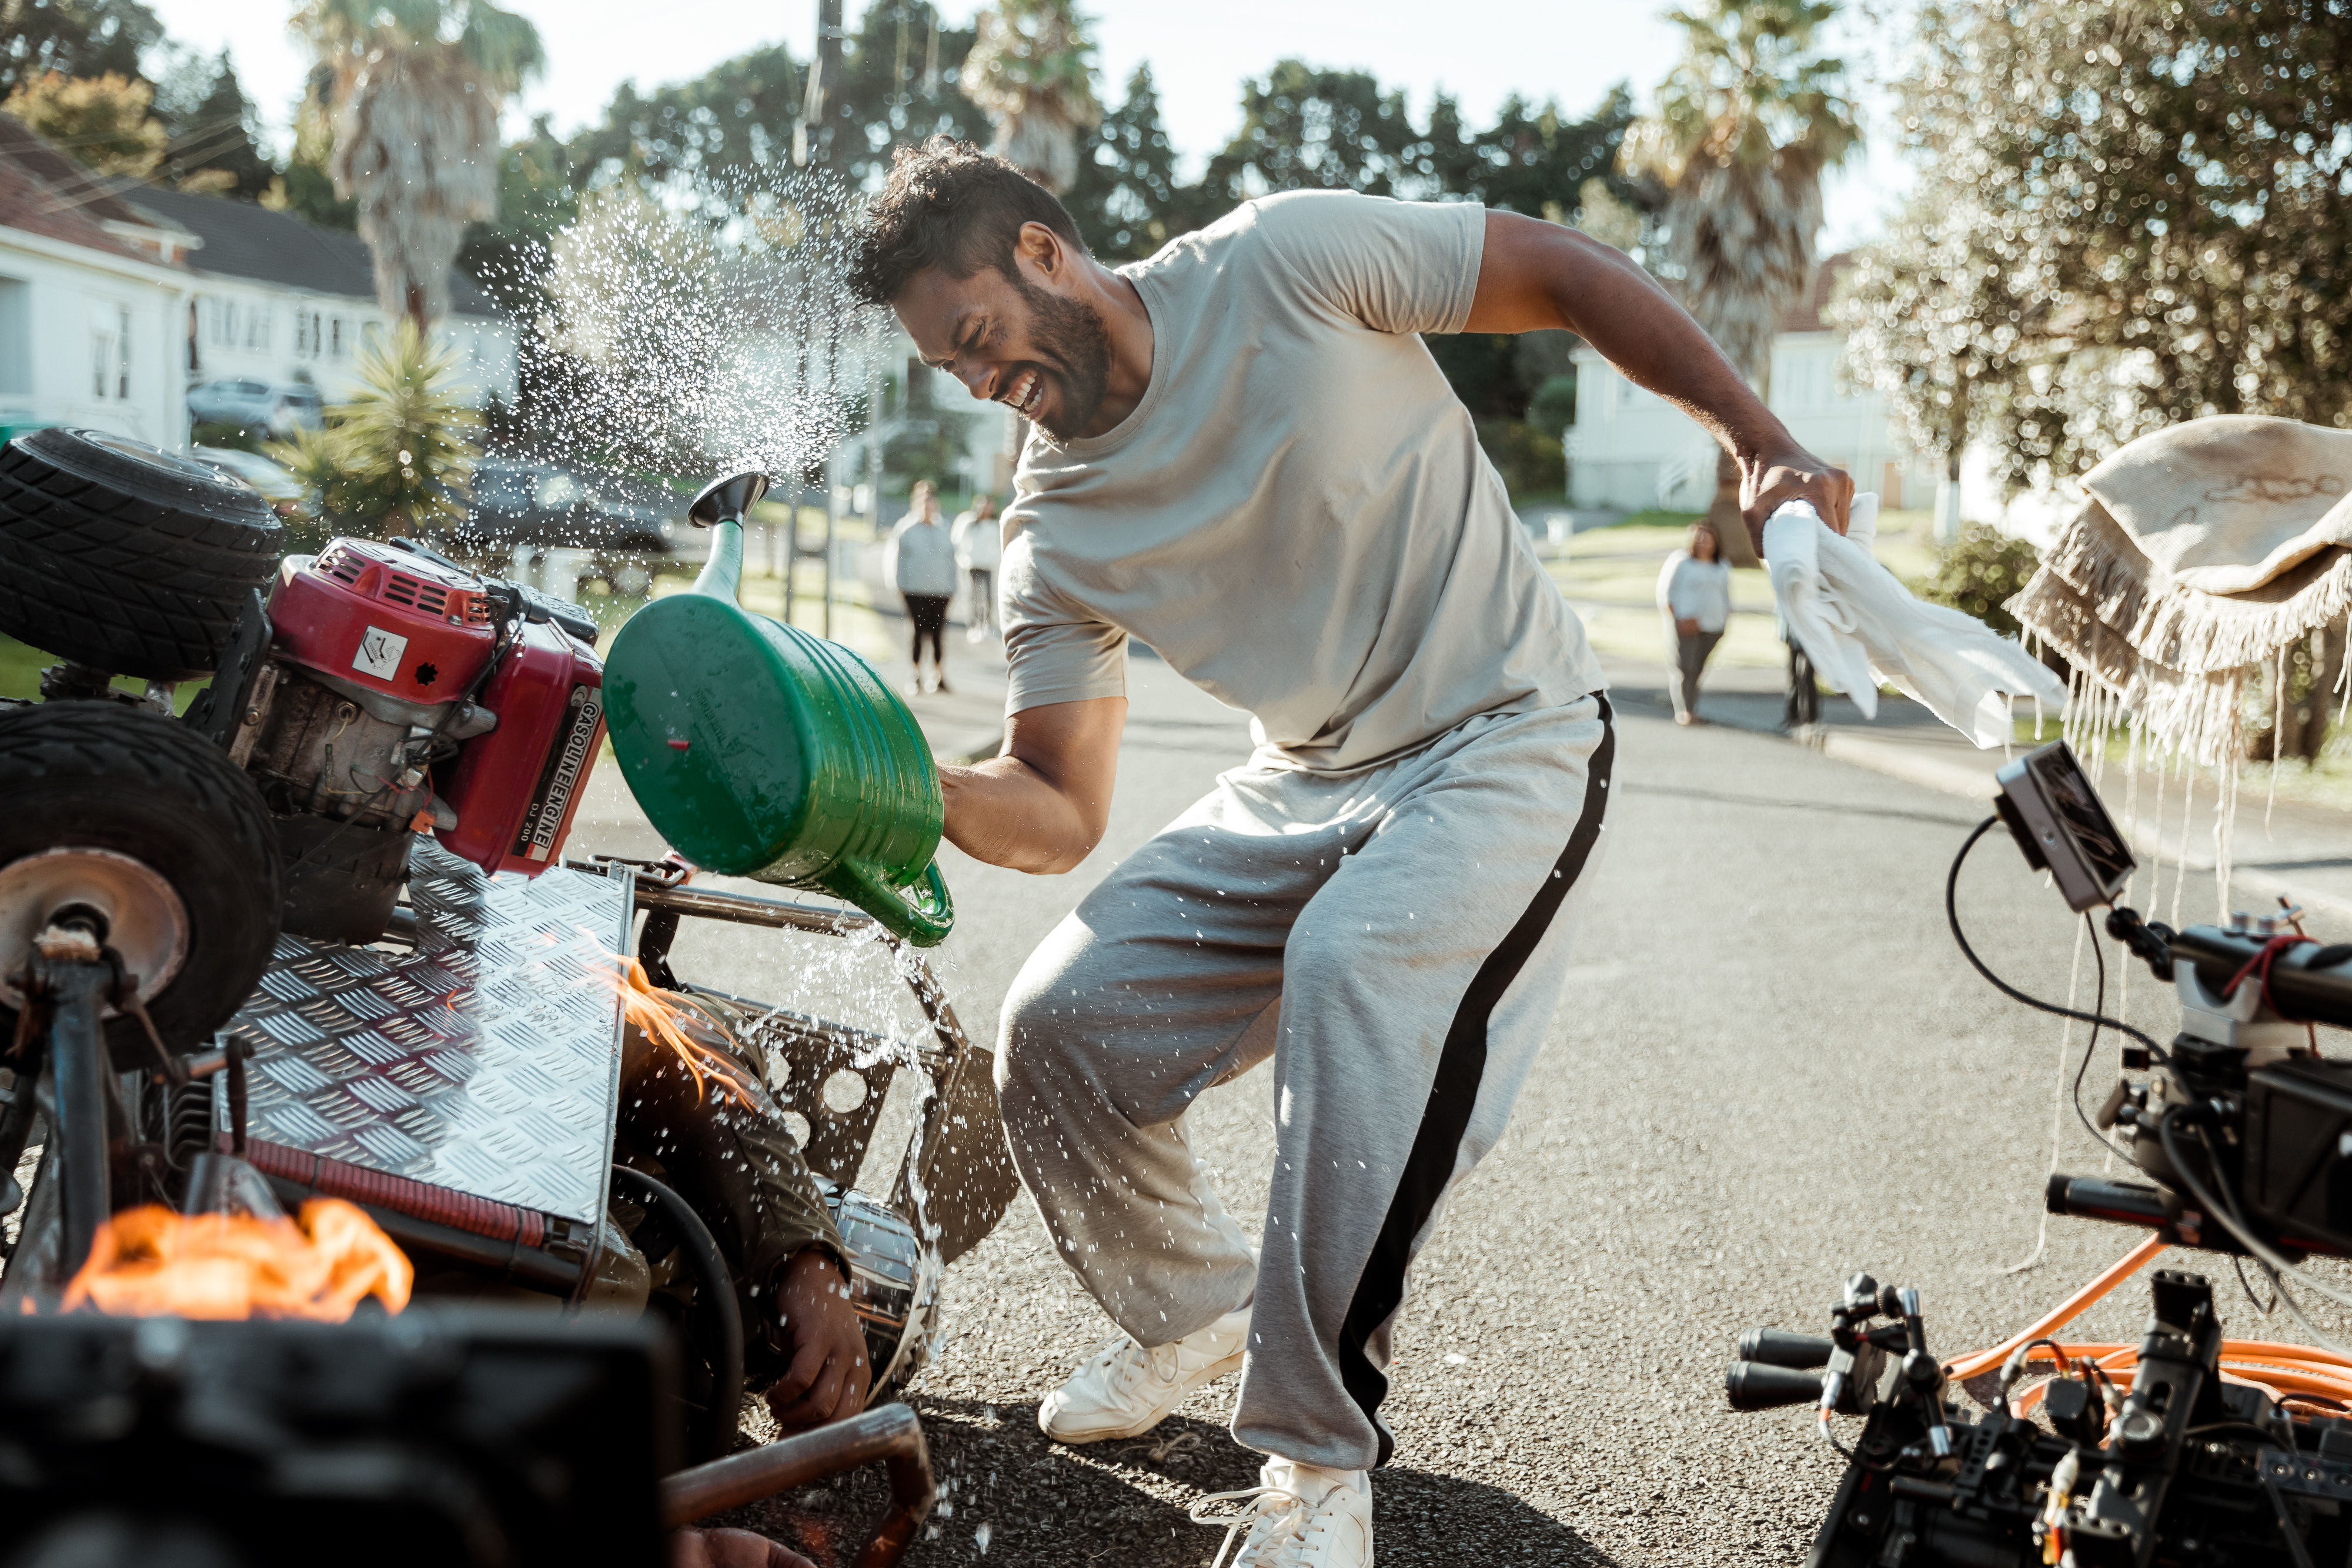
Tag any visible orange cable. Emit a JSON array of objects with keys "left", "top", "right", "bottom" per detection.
[{"left": 1944, "top": 1235, "right": 2170, "bottom": 1381}]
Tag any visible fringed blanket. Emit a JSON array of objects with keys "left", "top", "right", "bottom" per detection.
[{"left": 2006, "top": 415, "right": 2352, "bottom": 765}]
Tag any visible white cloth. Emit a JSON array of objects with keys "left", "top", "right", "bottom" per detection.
[
  {"left": 889, "top": 514, "right": 958, "bottom": 596},
  {"left": 1655, "top": 551, "right": 1731, "bottom": 631},
  {"left": 1762, "top": 493, "right": 2067, "bottom": 748},
  {"left": 952, "top": 509, "right": 1003, "bottom": 572}
]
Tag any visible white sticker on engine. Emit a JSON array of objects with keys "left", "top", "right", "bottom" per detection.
[{"left": 352, "top": 626, "right": 407, "bottom": 680}]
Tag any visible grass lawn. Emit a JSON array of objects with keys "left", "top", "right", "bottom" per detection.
[{"left": 1544, "top": 509, "right": 1948, "bottom": 671}]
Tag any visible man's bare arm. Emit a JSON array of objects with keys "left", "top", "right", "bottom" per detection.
[
  {"left": 938, "top": 696, "right": 1125, "bottom": 874},
  {"left": 1465, "top": 210, "right": 1853, "bottom": 544}
]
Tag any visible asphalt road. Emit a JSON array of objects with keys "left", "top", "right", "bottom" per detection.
[{"left": 602, "top": 653, "right": 2352, "bottom": 1567}]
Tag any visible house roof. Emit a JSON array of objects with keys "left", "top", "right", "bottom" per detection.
[
  {"left": 1780, "top": 251, "right": 1855, "bottom": 335},
  {"left": 119, "top": 184, "right": 502, "bottom": 319},
  {"left": 0, "top": 113, "right": 499, "bottom": 319},
  {"left": 0, "top": 112, "right": 178, "bottom": 263}
]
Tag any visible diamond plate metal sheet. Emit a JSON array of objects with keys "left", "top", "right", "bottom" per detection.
[{"left": 222, "top": 841, "right": 631, "bottom": 1225}]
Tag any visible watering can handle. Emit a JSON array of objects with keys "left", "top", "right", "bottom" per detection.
[{"left": 826, "top": 858, "right": 956, "bottom": 948}]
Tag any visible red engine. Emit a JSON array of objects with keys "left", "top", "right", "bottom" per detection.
[
  {"left": 439, "top": 618, "right": 605, "bottom": 875},
  {"left": 211, "top": 537, "right": 607, "bottom": 939}
]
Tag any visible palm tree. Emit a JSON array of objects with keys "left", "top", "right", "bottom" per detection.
[
  {"left": 1622, "top": 0, "right": 1857, "bottom": 566},
  {"left": 270, "top": 319, "right": 482, "bottom": 542},
  {"left": 958, "top": 0, "right": 1101, "bottom": 195},
  {"left": 291, "top": 0, "right": 544, "bottom": 333}
]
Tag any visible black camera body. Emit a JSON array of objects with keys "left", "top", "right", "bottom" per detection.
[
  {"left": 1732, "top": 741, "right": 2352, "bottom": 1568},
  {"left": 1791, "top": 1272, "right": 2352, "bottom": 1568}
]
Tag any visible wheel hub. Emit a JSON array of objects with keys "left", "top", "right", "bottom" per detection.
[{"left": 0, "top": 848, "right": 189, "bottom": 1014}]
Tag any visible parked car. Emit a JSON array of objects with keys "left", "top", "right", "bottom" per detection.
[
  {"left": 192, "top": 446, "right": 302, "bottom": 511},
  {"left": 457, "top": 458, "right": 672, "bottom": 554},
  {"left": 187, "top": 378, "right": 323, "bottom": 436},
  {"left": 587, "top": 476, "right": 689, "bottom": 554}
]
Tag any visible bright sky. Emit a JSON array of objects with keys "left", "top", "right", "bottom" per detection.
[{"left": 147, "top": 1, "right": 1909, "bottom": 248}]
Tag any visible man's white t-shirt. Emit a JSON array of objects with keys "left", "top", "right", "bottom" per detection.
[{"left": 1000, "top": 189, "right": 1605, "bottom": 774}]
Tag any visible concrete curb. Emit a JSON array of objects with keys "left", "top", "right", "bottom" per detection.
[{"left": 1756, "top": 721, "right": 2352, "bottom": 933}]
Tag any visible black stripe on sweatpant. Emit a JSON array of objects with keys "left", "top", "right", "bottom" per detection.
[{"left": 1337, "top": 694, "right": 1615, "bottom": 1466}]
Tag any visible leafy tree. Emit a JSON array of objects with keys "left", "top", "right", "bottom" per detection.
[
  {"left": 1830, "top": 183, "right": 2039, "bottom": 535},
  {"left": 1840, "top": 0, "right": 2352, "bottom": 494},
  {"left": 567, "top": 44, "right": 810, "bottom": 212},
  {"left": 1202, "top": 62, "right": 1422, "bottom": 200},
  {"left": 1064, "top": 65, "right": 1195, "bottom": 261},
  {"left": 1469, "top": 86, "right": 1642, "bottom": 220},
  {"left": 459, "top": 113, "right": 582, "bottom": 304},
  {"left": 959, "top": 0, "right": 1099, "bottom": 193},
  {"left": 276, "top": 65, "right": 356, "bottom": 229},
  {"left": 151, "top": 51, "right": 278, "bottom": 198},
  {"left": 1, "top": 69, "right": 165, "bottom": 175},
  {"left": 269, "top": 319, "right": 481, "bottom": 542},
  {"left": 0, "top": 0, "right": 160, "bottom": 102},
  {"left": 293, "top": 0, "right": 546, "bottom": 329},
  {"left": 807, "top": 1, "right": 985, "bottom": 189},
  {"left": 1621, "top": 0, "right": 1859, "bottom": 564}
]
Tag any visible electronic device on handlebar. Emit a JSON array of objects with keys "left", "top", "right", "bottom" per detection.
[{"left": 1730, "top": 740, "right": 2352, "bottom": 1568}]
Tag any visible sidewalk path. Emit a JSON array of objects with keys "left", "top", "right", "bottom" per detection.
[{"left": 1620, "top": 653, "right": 2352, "bottom": 937}]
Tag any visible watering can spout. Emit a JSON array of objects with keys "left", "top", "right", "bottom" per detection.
[
  {"left": 689, "top": 469, "right": 770, "bottom": 529},
  {"left": 686, "top": 469, "right": 771, "bottom": 603}
]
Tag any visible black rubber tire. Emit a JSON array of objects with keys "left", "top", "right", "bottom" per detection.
[
  {"left": 274, "top": 811, "right": 413, "bottom": 944},
  {"left": 0, "top": 703, "right": 282, "bottom": 1070},
  {"left": 0, "top": 429, "right": 282, "bottom": 680}
]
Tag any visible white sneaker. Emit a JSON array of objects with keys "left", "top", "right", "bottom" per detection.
[
  {"left": 1036, "top": 1305, "right": 1250, "bottom": 1443},
  {"left": 1190, "top": 1459, "right": 1373, "bottom": 1567}
]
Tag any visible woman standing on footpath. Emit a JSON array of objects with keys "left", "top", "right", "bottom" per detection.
[
  {"left": 889, "top": 480, "right": 958, "bottom": 694},
  {"left": 1656, "top": 520, "right": 1732, "bottom": 725},
  {"left": 953, "top": 493, "right": 1002, "bottom": 641}
]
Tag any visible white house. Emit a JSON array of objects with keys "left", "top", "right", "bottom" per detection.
[
  {"left": 1568, "top": 254, "right": 1940, "bottom": 516},
  {"left": 119, "top": 185, "right": 516, "bottom": 409},
  {"left": 0, "top": 116, "right": 195, "bottom": 446}
]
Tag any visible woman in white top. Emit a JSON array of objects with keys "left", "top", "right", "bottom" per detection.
[
  {"left": 890, "top": 481, "right": 960, "bottom": 694},
  {"left": 1655, "top": 520, "right": 1733, "bottom": 726},
  {"left": 951, "top": 494, "right": 1002, "bottom": 641}
]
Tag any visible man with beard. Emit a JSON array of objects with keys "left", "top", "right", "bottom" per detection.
[{"left": 848, "top": 137, "right": 1849, "bottom": 1566}]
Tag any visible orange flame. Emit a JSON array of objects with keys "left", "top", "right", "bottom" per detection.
[
  {"left": 60, "top": 1199, "right": 413, "bottom": 1321},
  {"left": 609, "top": 955, "right": 760, "bottom": 1104}
]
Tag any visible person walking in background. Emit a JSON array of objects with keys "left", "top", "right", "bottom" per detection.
[
  {"left": 954, "top": 493, "right": 1003, "bottom": 642},
  {"left": 1656, "top": 520, "right": 1732, "bottom": 725},
  {"left": 890, "top": 480, "right": 958, "bottom": 694}
]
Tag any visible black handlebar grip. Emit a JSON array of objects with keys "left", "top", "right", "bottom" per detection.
[
  {"left": 1738, "top": 1328, "right": 1835, "bottom": 1369},
  {"left": 1726, "top": 1360, "right": 1825, "bottom": 1412}
]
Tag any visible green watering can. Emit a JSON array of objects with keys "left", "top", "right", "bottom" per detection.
[{"left": 603, "top": 470, "right": 954, "bottom": 946}]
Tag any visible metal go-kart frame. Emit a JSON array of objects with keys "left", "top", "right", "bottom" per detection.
[
  {"left": 0, "top": 840, "right": 1011, "bottom": 1568},
  {"left": 605, "top": 851, "right": 1021, "bottom": 1271}
]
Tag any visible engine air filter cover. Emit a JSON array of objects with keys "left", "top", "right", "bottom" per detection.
[{"left": 270, "top": 540, "right": 499, "bottom": 704}]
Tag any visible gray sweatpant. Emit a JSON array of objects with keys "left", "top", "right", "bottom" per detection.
[{"left": 996, "top": 694, "right": 1613, "bottom": 1470}]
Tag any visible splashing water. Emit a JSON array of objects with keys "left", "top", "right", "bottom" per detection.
[{"left": 479, "top": 168, "right": 897, "bottom": 484}]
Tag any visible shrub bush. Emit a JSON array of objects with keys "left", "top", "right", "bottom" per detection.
[{"left": 1914, "top": 524, "right": 2040, "bottom": 638}]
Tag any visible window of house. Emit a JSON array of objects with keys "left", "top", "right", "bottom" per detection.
[
  {"left": 0, "top": 277, "right": 29, "bottom": 399},
  {"left": 90, "top": 330, "right": 108, "bottom": 397},
  {"left": 330, "top": 318, "right": 343, "bottom": 357},
  {"left": 295, "top": 312, "right": 308, "bottom": 355},
  {"left": 116, "top": 308, "right": 129, "bottom": 400}
]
